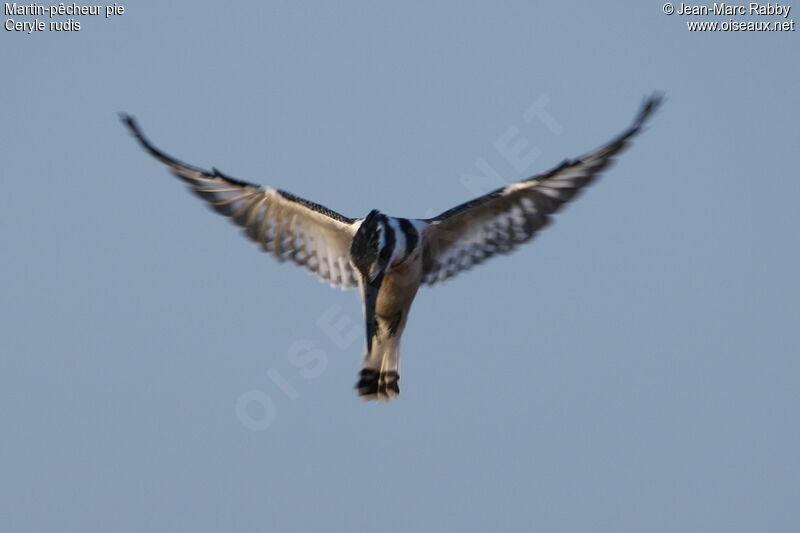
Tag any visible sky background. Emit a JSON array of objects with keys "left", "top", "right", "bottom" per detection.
[{"left": 2, "top": 1, "right": 799, "bottom": 531}]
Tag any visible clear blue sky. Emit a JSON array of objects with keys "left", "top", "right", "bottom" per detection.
[{"left": 2, "top": 1, "right": 798, "bottom": 531}]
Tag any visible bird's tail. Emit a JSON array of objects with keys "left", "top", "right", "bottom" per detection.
[{"left": 356, "top": 335, "right": 400, "bottom": 402}]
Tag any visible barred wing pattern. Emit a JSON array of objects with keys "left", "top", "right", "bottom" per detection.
[
  {"left": 122, "top": 116, "right": 361, "bottom": 289},
  {"left": 421, "top": 95, "right": 662, "bottom": 285}
]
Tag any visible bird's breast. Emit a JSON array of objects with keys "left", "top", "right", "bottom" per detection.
[
  {"left": 376, "top": 260, "right": 423, "bottom": 318},
  {"left": 386, "top": 217, "right": 424, "bottom": 267}
]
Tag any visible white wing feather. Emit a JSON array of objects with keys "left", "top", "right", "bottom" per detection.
[
  {"left": 421, "top": 95, "right": 662, "bottom": 285},
  {"left": 122, "top": 115, "right": 361, "bottom": 289}
]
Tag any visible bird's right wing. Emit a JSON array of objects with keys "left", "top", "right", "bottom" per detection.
[
  {"left": 421, "top": 95, "right": 662, "bottom": 285},
  {"left": 122, "top": 115, "right": 362, "bottom": 289}
]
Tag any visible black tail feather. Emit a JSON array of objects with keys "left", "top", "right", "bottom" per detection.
[{"left": 356, "top": 369, "right": 399, "bottom": 401}]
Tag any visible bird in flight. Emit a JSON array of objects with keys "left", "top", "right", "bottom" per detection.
[{"left": 122, "top": 95, "right": 661, "bottom": 402}]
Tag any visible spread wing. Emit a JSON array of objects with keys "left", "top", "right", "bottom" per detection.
[
  {"left": 421, "top": 95, "right": 662, "bottom": 285},
  {"left": 121, "top": 115, "right": 361, "bottom": 289}
]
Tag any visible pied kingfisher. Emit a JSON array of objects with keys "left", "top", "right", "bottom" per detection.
[{"left": 122, "top": 95, "right": 661, "bottom": 402}]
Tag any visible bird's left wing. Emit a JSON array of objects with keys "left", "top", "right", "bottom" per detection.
[
  {"left": 122, "top": 115, "right": 361, "bottom": 289},
  {"left": 421, "top": 95, "right": 662, "bottom": 285}
]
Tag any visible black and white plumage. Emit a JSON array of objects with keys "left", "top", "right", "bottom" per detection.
[{"left": 122, "top": 94, "right": 662, "bottom": 402}]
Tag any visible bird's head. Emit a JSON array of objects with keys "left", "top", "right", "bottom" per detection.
[
  {"left": 350, "top": 209, "right": 392, "bottom": 283},
  {"left": 351, "top": 210, "right": 396, "bottom": 348}
]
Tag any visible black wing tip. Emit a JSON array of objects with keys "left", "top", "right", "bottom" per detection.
[
  {"left": 602, "top": 92, "right": 665, "bottom": 151},
  {"left": 118, "top": 112, "right": 172, "bottom": 162},
  {"left": 634, "top": 92, "right": 665, "bottom": 128},
  {"left": 119, "top": 112, "right": 134, "bottom": 128},
  {"left": 119, "top": 112, "right": 146, "bottom": 143},
  {"left": 119, "top": 113, "right": 259, "bottom": 188}
]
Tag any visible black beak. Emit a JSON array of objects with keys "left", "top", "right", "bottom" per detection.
[{"left": 364, "top": 272, "right": 385, "bottom": 353}]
